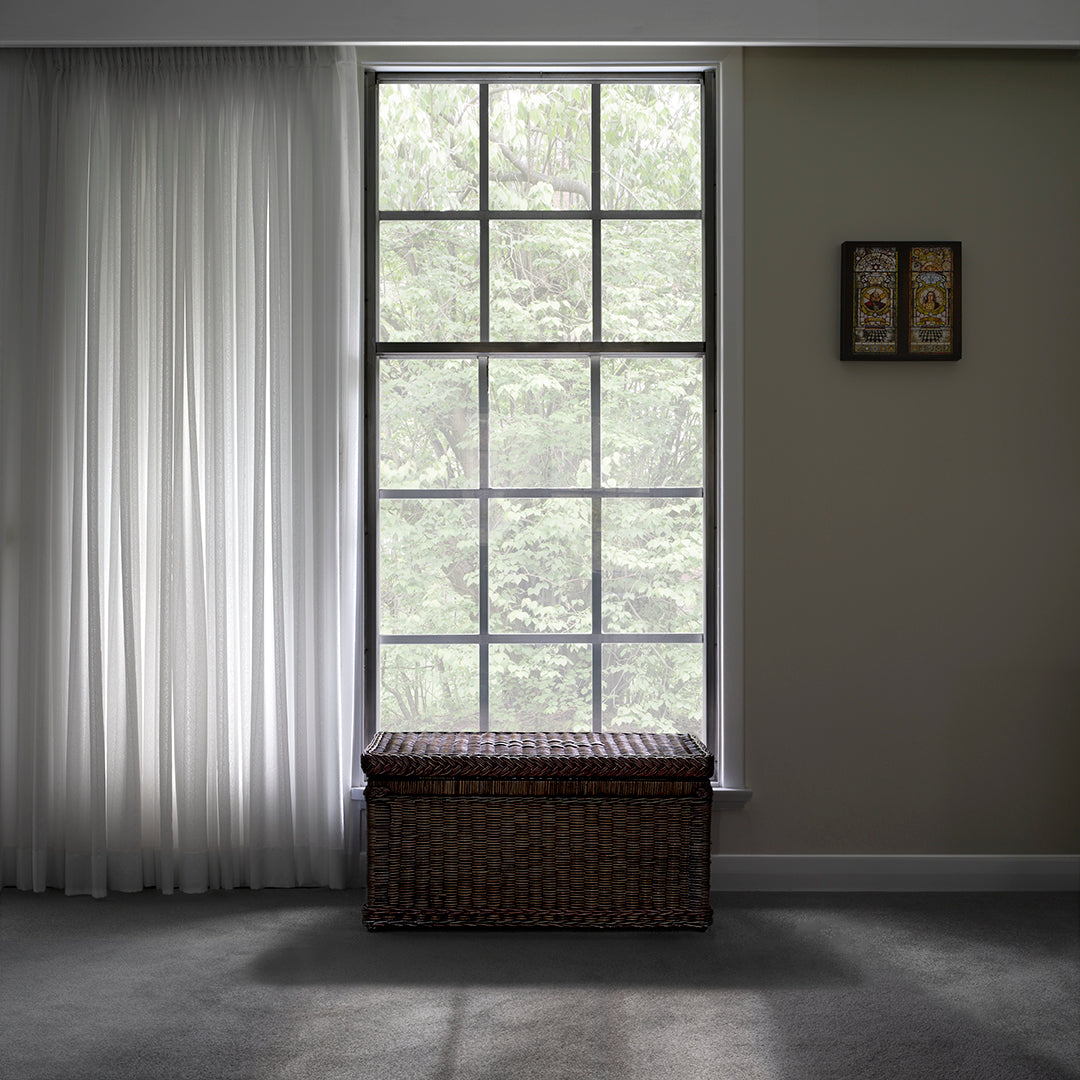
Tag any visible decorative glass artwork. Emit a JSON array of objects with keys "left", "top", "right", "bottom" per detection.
[
  {"left": 909, "top": 246, "right": 954, "bottom": 354},
  {"left": 851, "top": 245, "right": 898, "bottom": 354},
  {"left": 841, "top": 242, "right": 961, "bottom": 361}
]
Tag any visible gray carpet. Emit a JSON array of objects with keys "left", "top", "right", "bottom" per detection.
[{"left": 1, "top": 888, "right": 1077, "bottom": 1080}]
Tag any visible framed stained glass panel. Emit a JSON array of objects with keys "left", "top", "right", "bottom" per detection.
[
  {"left": 841, "top": 242, "right": 961, "bottom": 361},
  {"left": 850, "top": 245, "right": 898, "bottom": 355},
  {"left": 909, "top": 245, "right": 956, "bottom": 355}
]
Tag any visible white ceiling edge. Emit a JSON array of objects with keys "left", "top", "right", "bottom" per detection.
[
  {"left": 0, "top": 0, "right": 1078, "bottom": 49},
  {"left": 2, "top": 39, "right": 1079, "bottom": 49},
  {"left": 2, "top": 40, "right": 1078, "bottom": 51}
]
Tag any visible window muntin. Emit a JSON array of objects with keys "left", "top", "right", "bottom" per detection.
[{"left": 366, "top": 73, "right": 716, "bottom": 747}]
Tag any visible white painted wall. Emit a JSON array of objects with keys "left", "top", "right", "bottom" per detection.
[
  {"left": 0, "top": 0, "right": 1077, "bottom": 46},
  {"left": 722, "top": 47, "right": 1080, "bottom": 857}
]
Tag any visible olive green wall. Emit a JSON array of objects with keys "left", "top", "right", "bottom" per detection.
[{"left": 717, "top": 48, "right": 1080, "bottom": 855}]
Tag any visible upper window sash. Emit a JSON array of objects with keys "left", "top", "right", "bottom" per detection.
[{"left": 368, "top": 74, "right": 714, "bottom": 350}]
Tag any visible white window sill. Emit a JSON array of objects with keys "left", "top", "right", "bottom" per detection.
[{"left": 712, "top": 784, "right": 752, "bottom": 805}]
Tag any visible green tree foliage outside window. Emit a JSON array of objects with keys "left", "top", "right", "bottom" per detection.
[{"left": 372, "top": 76, "right": 710, "bottom": 738}]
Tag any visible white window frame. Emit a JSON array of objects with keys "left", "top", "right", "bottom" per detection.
[{"left": 351, "top": 47, "right": 747, "bottom": 803}]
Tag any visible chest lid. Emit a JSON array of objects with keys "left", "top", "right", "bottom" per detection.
[{"left": 361, "top": 731, "right": 713, "bottom": 780}]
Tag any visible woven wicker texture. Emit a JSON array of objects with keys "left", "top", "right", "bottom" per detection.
[
  {"left": 362, "top": 907, "right": 709, "bottom": 929},
  {"left": 365, "top": 793, "right": 711, "bottom": 930},
  {"left": 362, "top": 731, "right": 713, "bottom": 930},
  {"left": 362, "top": 731, "right": 713, "bottom": 779}
]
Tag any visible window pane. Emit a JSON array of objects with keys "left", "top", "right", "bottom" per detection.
[
  {"left": 371, "top": 74, "right": 715, "bottom": 745},
  {"left": 489, "top": 644, "right": 591, "bottom": 731},
  {"left": 600, "top": 84, "right": 701, "bottom": 211},
  {"left": 380, "top": 499, "right": 478, "bottom": 634},
  {"left": 379, "top": 83, "right": 479, "bottom": 211},
  {"left": 489, "top": 498, "right": 591, "bottom": 634},
  {"left": 488, "top": 84, "right": 591, "bottom": 211},
  {"left": 380, "top": 358, "right": 478, "bottom": 489},
  {"left": 490, "top": 220, "right": 592, "bottom": 342},
  {"left": 602, "top": 498, "right": 702, "bottom": 633},
  {"left": 380, "top": 645, "right": 479, "bottom": 731},
  {"left": 380, "top": 221, "right": 479, "bottom": 342},
  {"left": 601, "top": 357, "right": 702, "bottom": 488},
  {"left": 602, "top": 221, "right": 701, "bottom": 341},
  {"left": 603, "top": 643, "right": 703, "bottom": 738},
  {"left": 489, "top": 357, "right": 590, "bottom": 489}
]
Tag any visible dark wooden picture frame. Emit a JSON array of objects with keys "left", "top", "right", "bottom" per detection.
[{"left": 841, "top": 241, "right": 962, "bottom": 361}]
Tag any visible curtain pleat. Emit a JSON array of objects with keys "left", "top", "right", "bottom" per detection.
[{"left": 0, "top": 47, "right": 362, "bottom": 896}]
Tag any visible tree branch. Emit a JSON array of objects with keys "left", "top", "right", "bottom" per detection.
[{"left": 493, "top": 143, "right": 591, "bottom": 207}]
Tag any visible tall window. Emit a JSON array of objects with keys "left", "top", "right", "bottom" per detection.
[{"left": 364, "top": 73, "right": 717, "bottom": 750}]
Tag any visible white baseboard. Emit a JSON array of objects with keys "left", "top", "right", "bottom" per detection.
[{"left": 711, "top": 854, "right": 1080, "bottom": 892}]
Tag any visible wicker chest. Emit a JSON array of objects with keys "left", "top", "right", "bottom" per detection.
[{"left": 361, "top": 731, "right": 713, "bottom": 930}]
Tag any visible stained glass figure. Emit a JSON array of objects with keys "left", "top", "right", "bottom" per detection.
[
  {"left": 853, "top": 246, "right": 898, "bottom": 355},
  {"left": 909, "top": 246, "right": 954, "bottom": 354}
]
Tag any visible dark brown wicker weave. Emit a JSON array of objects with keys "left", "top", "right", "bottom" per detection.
[{"left": 362, "top": 731, "right": 713, "bottom": 930}]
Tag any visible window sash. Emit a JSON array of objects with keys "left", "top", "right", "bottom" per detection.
[
  {"left": 372, "top": 76, "right": 712, "bottom": 349},
  {"left": 362, "top": 66, "right": 729, "bottom": 785},
  {"left": 375, "top": 350, "right": 706, "bottom": 734}
]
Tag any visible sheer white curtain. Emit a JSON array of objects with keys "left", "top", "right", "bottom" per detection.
[{"left": 0, "top": 47, "right": 361, "bottom": 896}]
